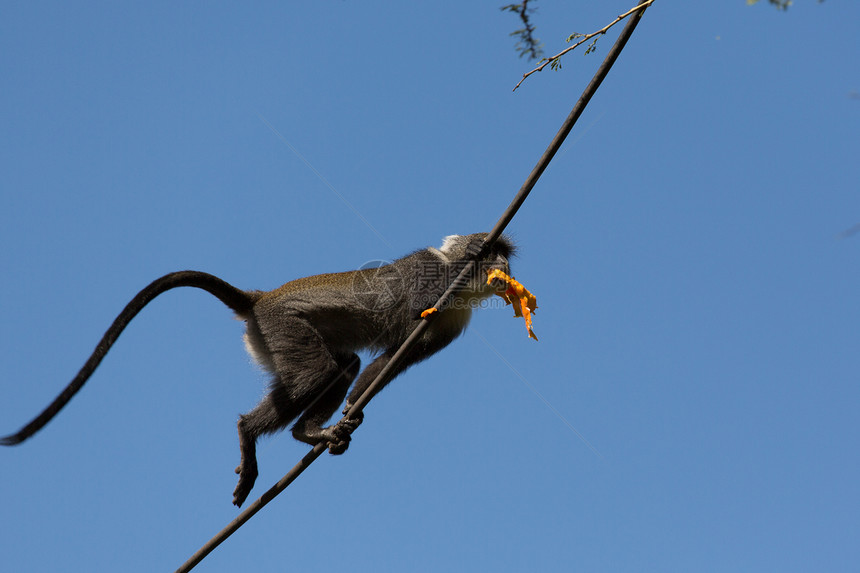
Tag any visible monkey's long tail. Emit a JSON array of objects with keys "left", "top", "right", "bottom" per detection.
[{"left": 1, "top": 271, "right": 259, "bottom": 446}]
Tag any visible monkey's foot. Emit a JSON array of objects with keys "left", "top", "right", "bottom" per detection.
[
  {"left": 341, "top": 405, "right": 365, "bottom": 420},
  {"left": 233, "top": 462, "right": 258, "bottom": 507},
  {"left": 336, "top": 413, "right": 363, "bottom": 434},
  {"left": 326, "top": 415, "right": 363, "bottom": 455},
  {"left": 327, "top": 439, "right": 350, "bottom": 455}
]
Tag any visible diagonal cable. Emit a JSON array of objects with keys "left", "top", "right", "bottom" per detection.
[{"left": 175, "top": 3, "right": 651, "bottom": 571}]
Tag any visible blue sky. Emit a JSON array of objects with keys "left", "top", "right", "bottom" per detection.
[{"left": 1, "top": 2, "right": 858, "bottom": 572}]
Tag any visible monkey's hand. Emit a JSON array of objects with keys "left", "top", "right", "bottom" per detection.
[
  {"left": 464, "top": 236, "right": 485, "bottom": 259},
  {"left": 327, "top": 411, "right": 364, "bottom": 455}
]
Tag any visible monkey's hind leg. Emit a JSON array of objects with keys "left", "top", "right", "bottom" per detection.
[
  {"left": 291, "top": 354, "right": 362, "bottom": 455},
  {"left": 233, "top": 383, "right": 300, "bottom": 507},
  {"left": 232, "top": 315, "right": 361, "bottom": 507}
]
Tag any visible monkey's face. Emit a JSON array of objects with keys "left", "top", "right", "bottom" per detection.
[
  {"left": 478, "top": 233, "right": 515, "bottom": 285},
  {"left": 453, "top": 233, "right": 515, "bottom": 297},
  {"left": 480, "top": 252, "right": 512, "bottom": 295}
]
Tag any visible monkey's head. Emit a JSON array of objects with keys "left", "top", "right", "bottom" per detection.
[{"left": 435, "top": 233, "right": 516, "bottom": 298}]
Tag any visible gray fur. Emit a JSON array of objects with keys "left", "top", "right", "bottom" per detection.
[
  {"left": 0, "top": 233, "right": 514, "bottom": 508},
  {"left": 232, "top": 232, "right": 513, "bottom": 506}
]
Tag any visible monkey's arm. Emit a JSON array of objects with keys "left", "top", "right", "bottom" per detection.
[
  {"left": 343, "top": 324, "right": 461, "bottom": 415},
  {"left": 344, "top": 350, "right": 397, "bottom": 410},
  {"left": 324, "top": 351, "right": 400, "bottom": 456}
]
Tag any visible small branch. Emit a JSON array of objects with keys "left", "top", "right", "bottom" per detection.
[
  {"left": 514, "top": 0, "right": 655, "bottom": 91},
  {"left": 501, "top": 1, "right": 543, "bottom": 60}
]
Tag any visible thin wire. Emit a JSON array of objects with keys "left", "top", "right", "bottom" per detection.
[
  {"left": 474, "top": 331, "right": 603, "bottom": 459},
  {"left": 175, "top": 444, "right": 326, "bottom": 573},
  {"left": 484, "top": 0, "right": 650, "bottom": 251},
  {"left": 256, "top": 113, "right": 394, "bottom": 250},
  {"left": 174, "top": 3, "right": 651, "bottom": 571}
]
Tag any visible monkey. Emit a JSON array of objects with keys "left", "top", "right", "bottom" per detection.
[{"left": 2, "top": 233, "right": 514, "bottom": 507}]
